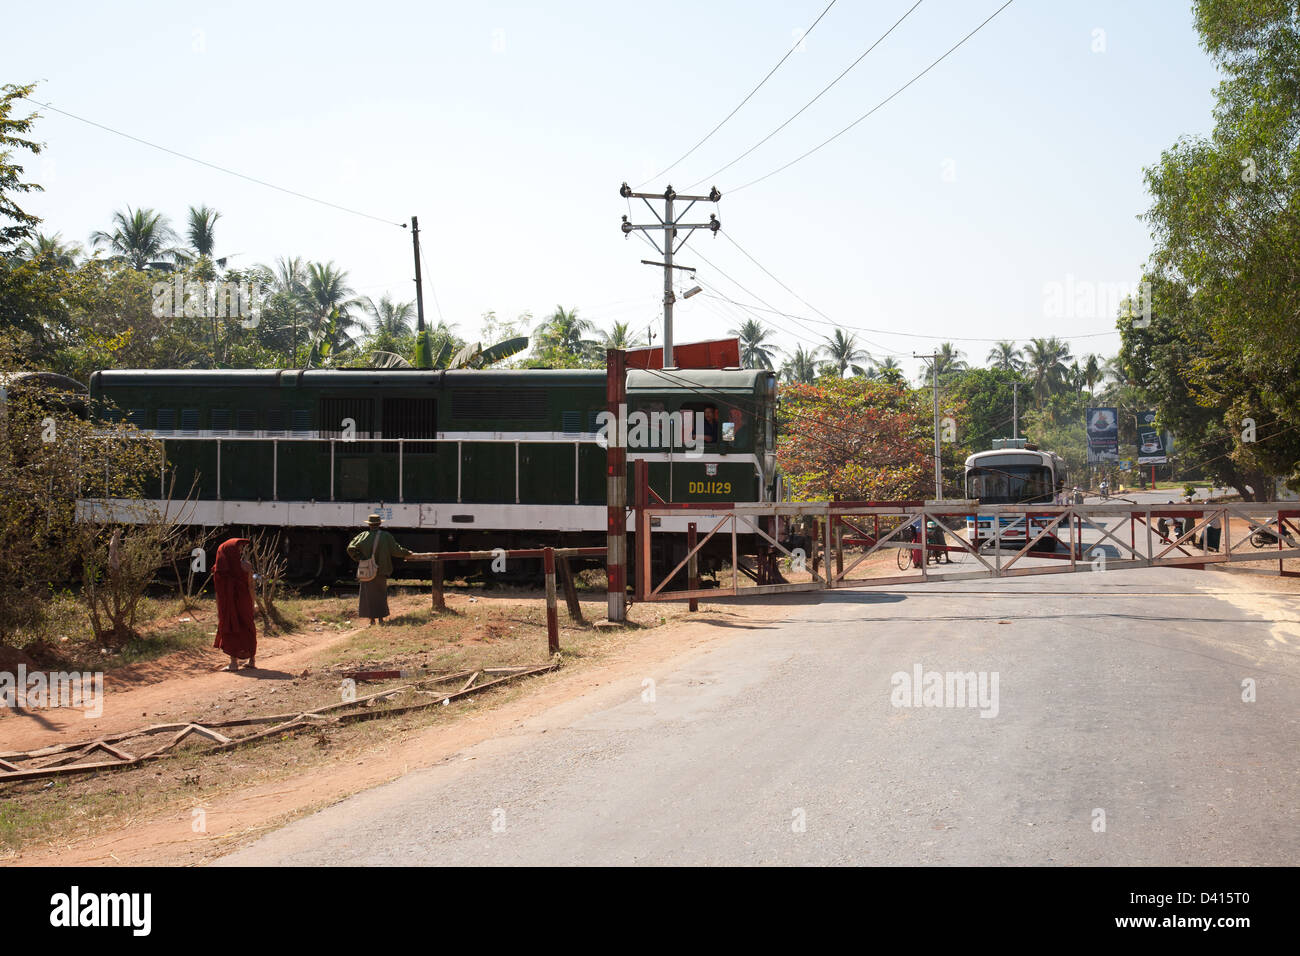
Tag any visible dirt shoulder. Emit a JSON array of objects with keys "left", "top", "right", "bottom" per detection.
[{"left": 5, "top": 592, "right": 791, "bottom": 867}]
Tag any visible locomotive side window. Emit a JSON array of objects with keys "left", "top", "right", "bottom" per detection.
[{"left": 681, "top": 402, "right": 719, "bottom": 445}]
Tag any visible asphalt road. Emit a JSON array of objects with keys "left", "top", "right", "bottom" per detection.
[{"left": 218, "top": 565, "right": 1300, "bottom": 866}]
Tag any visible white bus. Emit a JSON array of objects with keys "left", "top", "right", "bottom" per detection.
[{"left": 964, "top": 440, "right": 1067, "bottom": 548}]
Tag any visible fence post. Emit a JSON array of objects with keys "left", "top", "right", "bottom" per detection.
[
  {"left": 688, "top": 521, "right": 698, "bottom": 612},
  {"left": 558, "top": 554, "right": 583, "bottom": 623},
  {"left": 430, "top": 558, "right": 445, "bottom": 612},
  {"left": 543, "top": 547, "right": 560, "bottom": 654},
  {"left": 835, "top": 517, "right": 843, "bottom": 578}
]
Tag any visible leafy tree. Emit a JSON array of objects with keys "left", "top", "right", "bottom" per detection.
[
  {"left": 0, "top": 82, "right": 43, "bottom": 252},
  {"left": 949, "top": 367, "right": 1027, "bottom": 450},
  {"left": 777, "top": 377, "right": 931, "bottom": 501},
  {"left": 0, "top": 345, "right": 163, "bottom": 645},
  {"left": 18, "top": 232, "right": 80, "bottom": 269},
  {"left": 1132, "top": 0, "right": 1300, "bottom": 494},
  {"left": 1120, "top": 273, "right": 1298, "bottom": 499}
]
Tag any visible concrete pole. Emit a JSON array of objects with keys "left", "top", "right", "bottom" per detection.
[{"left": 932, "top": 359, "right": 942, "bottom": 500}]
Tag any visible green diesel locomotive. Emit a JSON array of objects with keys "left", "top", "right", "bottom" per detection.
[{"left": 84, "top": 366, "right": 779, "bottom": 581}]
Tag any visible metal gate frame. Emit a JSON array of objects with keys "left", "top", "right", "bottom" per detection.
[{"left": 634, "top": 499, "right": 1300, "bottom": 601}]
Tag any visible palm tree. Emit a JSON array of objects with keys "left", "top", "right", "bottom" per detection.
[
  {"left": 534, "top": 305, "right": 598, "bottom": 359},
  {"left": 729, "top": 319, "right": 781, "bottom": 370},
  {"left": 303, "top": 262, "right": 363, "bottom": 363},
  {"left": 1066, "top": 360, "right": 1086, "bottom": 392},
  {"left": 986, "top": 340, "right": 1022, "bottom": 372},
  {"left": 1082, "top": 353, "right": 1103, "bottom": 395},
  {"left": 934, "top": 342, "right": 967, "bottom": 380},
  {"left": 871, "top": 355, "right": 905, "bottom": 385},
  {"left": 90, "top": 207, "right": 182, "bottom": 269},
  {"left": 187, "top": 204, "right": 220, "bottom": 256},
  {"left": 359, "top": 295, "right": 415, "bottom": 337},
  {"left": 600, "top": 321, "right": 644, "bottom": 350},
  {"left": 19, "top": 232, "right": 80, "bottom": 269},
  {"left": 820, "top": 329, "right": 870, "bottom": 377},
  {"left": 252, "top": 256, "right": 312, "bottom": 364},
  {"left": 780, "top": 346, "right": 818, "bottom": 384},
  {"left": 1022, "top": 336, "right": 1073, "bottom": 407}
]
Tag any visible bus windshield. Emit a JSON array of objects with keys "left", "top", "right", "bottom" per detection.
[{"left": 966, "top": 465, "right": 1055, "bottom": 504}]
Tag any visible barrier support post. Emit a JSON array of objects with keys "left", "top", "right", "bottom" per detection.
[
  {"left": 431, "top": 558, "right": 446, "bottom": 612},
  {"left": 688, "top": 522, "right": 699, "bottom": 612},
  {"left": 635, "top": 458, "right": 651, "bottom": 602},
  {"left": 543, "top": 547, "right": 560, "bottom": 654},
  {"left": 558, "top": 554, "right": 583, "bottom": 623}
]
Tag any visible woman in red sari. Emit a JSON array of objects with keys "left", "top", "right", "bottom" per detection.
[{"left": 213, "top": 538, "right": 257, "bottom": 671}]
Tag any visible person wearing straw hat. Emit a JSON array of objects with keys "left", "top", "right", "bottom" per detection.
[{"left": 347, "top": 514, "right": 413, "bottom": 626}]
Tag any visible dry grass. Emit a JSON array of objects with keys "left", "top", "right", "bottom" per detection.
[{"left": 0, "top": 585, "right": 696, "bottom": 859}]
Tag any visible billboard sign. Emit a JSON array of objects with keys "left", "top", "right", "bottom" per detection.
[
  {"left": 1137, "top": 410, "right": 1168, "bottom": 464},
  {"left": 1086, "top": 407, "right": 1119, "bottom": 463}
]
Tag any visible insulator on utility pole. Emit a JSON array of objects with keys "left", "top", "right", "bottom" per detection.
[{"left": 618, "top": 182, "right": 722, "bottom": 367}]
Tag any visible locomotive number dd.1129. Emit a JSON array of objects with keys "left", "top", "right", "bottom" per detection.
[{"left": 688, "top": 481, "right": 732, "bottom": 495}]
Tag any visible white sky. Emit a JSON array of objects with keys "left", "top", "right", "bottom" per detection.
[{"left": 11, "top": 0, "right": 1220, "bottom": 380}]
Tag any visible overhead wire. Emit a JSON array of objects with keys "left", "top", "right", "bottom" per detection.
[
  {"left": 698, "top": 292, "right": 1123, "bottom": 343},
  {"left": 729, "top": 0, "right": 1016, "bottom": 193},
  {"left": 687, "top": 0, "right": 925, "bottom": 190},
  {"left": 641, "top": 0, "right": 841, "bottom": 187},
  {"left": 23, "top": 97, "right": 406, "bottom": 228}
]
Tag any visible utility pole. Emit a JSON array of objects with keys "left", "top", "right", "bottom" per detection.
[
  {"left": 1010, "top": 381, "right": 1021, "bottom": 440},
  {"left": 620, "top": 184, "right": 721, "bottom": 367},
  {"left": 410, "top": 215, "right": 431, "bottom": 368},
  {"left": 916, "top": 353, "right": 943, "bottom": 500}
]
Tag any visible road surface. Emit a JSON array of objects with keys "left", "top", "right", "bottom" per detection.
[{"left": 218, "top": 565, "right": 1300, "bottom": 865}]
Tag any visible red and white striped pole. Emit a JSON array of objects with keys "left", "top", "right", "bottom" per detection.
[{"left": 606, "top": 348, "right": 627, "bottom": 622}]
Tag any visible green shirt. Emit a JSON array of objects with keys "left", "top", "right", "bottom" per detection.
[{"left": 346, "top": 528, "right": 413, "bottom": 578}]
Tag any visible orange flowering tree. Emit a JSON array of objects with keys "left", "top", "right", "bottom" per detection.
[{"left": 777, "top": 378, "right": 937, "bottom": 502}]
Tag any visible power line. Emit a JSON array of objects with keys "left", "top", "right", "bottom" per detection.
[
  {"left": 641, "top": 0, "right": 841, "bottom": 187},
  {"left": 688, "top": 0, "right": 925, "bottom": 190},
  {"left": 700, "top": 291, "right": 1122, "bottom": 343},
  {"left": 22, "top": 97, "right": 406, "bottom": 228},
  {"left": 417, "top": 245, "right": 445, "bottom": 324},
  {"left": 689, "top": 245, "right": 905, "bottom": 356},
  {"left": 730, "top": 0, "right": 1016, "bottom": 193}
]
